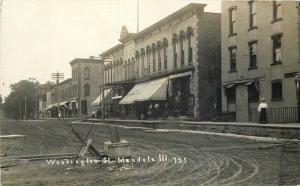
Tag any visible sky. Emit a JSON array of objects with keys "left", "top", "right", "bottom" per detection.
[{"left": 0, "top": 0, "right": 220, "bottom": 98}]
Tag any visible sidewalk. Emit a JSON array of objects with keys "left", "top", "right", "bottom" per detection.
[{"left": 86, "top": 118, "right": 300, "bottom": 140}]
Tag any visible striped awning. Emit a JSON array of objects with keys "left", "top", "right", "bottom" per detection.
[
  {"left": 91, "top": 88, "right": 112, "bottom": 106},
  {"left": 119, "top": 77, "right": 168, "bottom": 104}
]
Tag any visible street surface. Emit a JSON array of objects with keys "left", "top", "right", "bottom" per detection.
[{"left": 1, "top": 120, "right": 300, "bottom": 186}]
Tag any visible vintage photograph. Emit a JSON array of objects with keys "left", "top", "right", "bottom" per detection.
[{"left": 0, "top": 0, "right": 299, "bottom": 185}]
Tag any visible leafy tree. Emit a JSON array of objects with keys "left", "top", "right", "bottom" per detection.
[{"left": 3, "top": 79, "right": 40, "bottom": 119}]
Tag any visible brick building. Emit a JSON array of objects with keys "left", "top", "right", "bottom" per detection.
[
  {"left": 101, "top": 3, "right": 221, "bottom": 120},
  {"left": 221, "top": 1, "right": 300, "bottom": 122},
  {"left": 46, "top": 57, "right": 103, "bottom": 118}
]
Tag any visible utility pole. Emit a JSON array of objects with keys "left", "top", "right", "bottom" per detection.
[
  {"left": 137, "top": 0, "right": 139, "bottom": 33},
  {"left": 51, "top": 70, "right": 64, "bottom": 118}
]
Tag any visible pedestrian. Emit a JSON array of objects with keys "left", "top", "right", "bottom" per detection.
[{"left": 258, "top": 98, "right": 268, "bottom": 124}]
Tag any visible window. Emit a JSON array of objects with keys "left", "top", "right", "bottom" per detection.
[
  {"left": 173, "top": 45, "right": 177, "bottom": 68},
  {"left": 179, "top": 31, "right": 185, "bottom": 67},
  {"left": 158, "top": 49, "right": 161, "bottom": 71},
  {"left": 163, "top": 38, "right": 168, "bottom": 69},
  {"left": 229, "top": 7, "right": 237, "bottom": 36},
  {"left": 84, "top": 83, "right": 90, "bottom": 97},
  {"left": 146, "top": 46, "right": 151, "bottom": 74},
  {"left": 249, "top": 1, "right": 257, "bottom": 29},
  {"left": 152, "top": 45, "right": 156, "bottom": 73},
  {"left": 180, "top": 40, "right": 184, "bottom": 66},
  {"left": 272, "top": 34, "right": 282, "bottom": 65},
  {"left": 273, "top": 1, "right": 282, "bottom": 22},
  {"left": 188, "top": 39, "right": 192, "bottom": 64},
  {"left": 83, "top": 67, "right": 90, "bottom": 80},
  {"left": 272, "top": 80, "right": 282, "bottom": 100},
  {"left": 229, "top": 46, "right": 237, "bottom": 72},
  {"left": 226, "top": 87, "right": 236, "bottom": 104},
  {"left": 249, "top": 41, "right": 257, "bottom": 69},
  {"left": 248, "top": 83, "right": 259, "bottom": 103},
  {"left": 172, "top": 34, "right": 178, "bottom": 69}
]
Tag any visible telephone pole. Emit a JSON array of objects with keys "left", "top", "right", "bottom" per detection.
[{"left": 51, "top": 70, "right": 64, "bottom": 118}]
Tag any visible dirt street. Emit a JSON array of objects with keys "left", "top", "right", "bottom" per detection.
[{"left": 1, "top": 120, "right": 300, "bottom": 185}]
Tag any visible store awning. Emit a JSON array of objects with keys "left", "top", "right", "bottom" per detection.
[
  {"left": 112, "top": 96, "right": 123, "bottom": 100},
  {"left": 46, "top": 103, "right": 58, "bottom": 110},
  {"left": 91, "top": 88, "right": 112, "bottom": 106},
  {"left": 59, "top": 101, "right": 69, "bottom": 106},
  {"left": 119, "top": 78, "right": 168, "bottom": 104},
  {"left": 169, "top": 71, "right": 192, "bottom": 79}
]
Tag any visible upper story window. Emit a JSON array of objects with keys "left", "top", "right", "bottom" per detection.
[
  {"left": 179, "top": 30, "right": 185, "bottom": 67},
  {"left": 273, "top": 1, "right": 282, "bottom": 22},
  {"left": 84, "top": 83, "right": 90, "bottom": 97},
  {"left": 229, "top": 46, "right": 237, "bottom": 72},
  {"left": 271, "top": 79, "right": 282, "bottom": 101},
  {"left": 135, "top": 51, "right": 140, "bottom": 77},
  {"left": 229, "top": 6, "right": 237, "bottom": 36},
  {"left": 83, "top": 67, "right": 90, "bottom": 80},
  {"left": 249, "top": 0, "right": 257, "bottom": 29},
  {"left": 172, "top": 34, "right": 178, "bottom": 69},
  {"left": 163, "top": 38, "right": 168, "bottom": 69},
  {"left": 186, "top": 27, "right": 194, "bottom": 64},
  {"left": 152, "top": 43, "right": 156, "bottom": 73},
  {"left": 146, "top": 46, "right": 151, "bottom": 74},
  {"left": 271, "top": 33, "right": 282, "bottom": 65},
  {"left": 249, "top": 41, "right": 257, "bottom": 69},
  {"left": 141, "top": 48, "right": 145, "bottom": 75},
  {"left": 157, "top": 41, "right": 162, "bottom": 71}
]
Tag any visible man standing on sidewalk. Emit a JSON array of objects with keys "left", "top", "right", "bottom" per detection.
[{"left": 258, "top": 98, "right": 268, "bottom": 124}]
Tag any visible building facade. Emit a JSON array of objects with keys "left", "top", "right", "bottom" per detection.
[
  {"left": 69, "top": 57, "right": 103, "bottom": 117},
  {"left": 221, "top": 1, "right": 300, "bottom": 122},
  {"left": 101, "top": 3, "right": 221, "bottom": 120},
  {"left": 46, "top": 57, "right": 103, "bottom": 118}
]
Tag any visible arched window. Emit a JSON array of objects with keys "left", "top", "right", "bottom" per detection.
[
  {"left": 135, "top": 51, "right": 140, "bottom": 77},
  {"left": 172, "top": 34, "right": 179, "bottom": 69},
  {"left": 157, "top": 40, "right": 162, "bottom": 71},
  {"left": 163, "top": 38, "right": 168, "bottom": 69},
  {"left": 186, "top": 26, "right": 194, "bottom": 64},
  {"left": 84, "top": 67, "right": 90, "bottom": 80},
  {"left": 152, "top": 43, "right": 157, "bottom": 73},
  {"left": 179, "top": 30, "right": 186, "bottom": 67},
  {"left": 141, "top": 48, "right": 145, "bottom": 75},
  {"left": 146, "top": 46, "right": 151, "bottom": 74},
  {"left": 84, "top": 83, "right": 90, "bottom": 97}
]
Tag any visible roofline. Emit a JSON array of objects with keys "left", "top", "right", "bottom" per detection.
[
  {"left": 100, "top": 44, "right": 123, "bottom": 56},
  {"left": 59, "top": 78, "right": 72, "bottom": 85},
  {"left": 69, "top": 58, "right": 102, "bottom": 65},
  {"left": 136, "top": 3, "right": 206, "bottom": 39}
]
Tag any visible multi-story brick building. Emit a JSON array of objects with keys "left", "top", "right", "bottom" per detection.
[
  {"left": 101, "top": 3, "right": 221, "bottom": 120},
  {"left": 69, "top": 57, "right": 103, "bottom": 117},
  {"left": 46, "top": 57, "right": 103, "bottom": 118},
  {"left": 221, "top": 1, "right": 300, "bottom": 122}
]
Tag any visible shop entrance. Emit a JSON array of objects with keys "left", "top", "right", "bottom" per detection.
[{"left": 170, "top": 76, "right": 190, "bottom": 117}]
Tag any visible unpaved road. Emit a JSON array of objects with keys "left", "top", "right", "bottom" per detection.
[{"left": 1, "top": 120, "right": 300, "bottom": 186}]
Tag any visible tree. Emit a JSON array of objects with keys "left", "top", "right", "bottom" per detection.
[{"left": 3, "top": 79, "right": 40, "bottom": 119}]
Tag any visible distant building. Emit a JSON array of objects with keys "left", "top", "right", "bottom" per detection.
[
  {"left": 46, "top": 57, "right": 103, "bottom": 118},
  {"left": 101, "top": 3, "right": 221, "bottom": 120},
  {"left": 69, "top": 57, "right": 103, "bottom": 117},
  {"left": 221, "top": 1, "right": 300, "bottom": 122}
]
